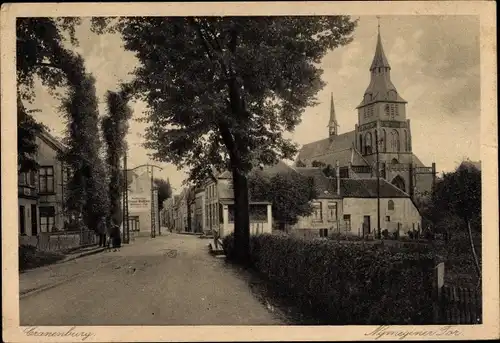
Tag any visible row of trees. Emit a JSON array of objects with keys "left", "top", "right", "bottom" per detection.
[
  {"left": 91, "top": 16, "right": 358, "bottom": 263},
  {"left": 17, "top": 18, "right": 132, "bottom": 237}
]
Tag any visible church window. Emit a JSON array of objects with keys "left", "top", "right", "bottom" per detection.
[
  {"left": 359, "top": 135, "right": 363, "bottom": 153},
  {"left": 364, "top": 132, "right": 373, "bottom": 155},
  {"left": 404, "top": 130, "right": 410, "bottom": 152},
  {"left": 390, "top": 130, "right": 400, "bottom": 152},
  {"left": 382, "top": 129, "right": 387, "bottom": 152},
  {"left": 395, "top": 105, "right": 399, "bottom": 116},
  {"left": 391, "top": 158, "right": 399, "bottom": 164},
  {"left": 388, "top": 200, "right": 395, "bottom": 211},
  {"left": 403, "top": 130, "right": 408, "bottom": 152}
]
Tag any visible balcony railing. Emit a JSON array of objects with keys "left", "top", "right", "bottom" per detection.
[{"left": 351, "top": 165, "right": 372, "bottom": 174}]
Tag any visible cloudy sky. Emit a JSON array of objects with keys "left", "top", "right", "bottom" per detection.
[{"left": 29, "top": 15, "right": 480, "bottom": 193}]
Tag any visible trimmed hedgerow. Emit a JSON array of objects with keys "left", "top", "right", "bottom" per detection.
[{"left": 223, "top": 233, "right": 436, "bottom": 324}]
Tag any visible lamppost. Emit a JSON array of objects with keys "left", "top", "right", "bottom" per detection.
[
  {"left": 122, "top": 160, "right": 163, "bottom": 241},
  {"left": 374, "top": 128, "right": 384, "bottom": 240},
  {"left": 149, "top": 164, "right": 163, "bottom": 238}
]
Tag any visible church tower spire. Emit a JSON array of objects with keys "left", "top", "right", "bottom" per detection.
[
  {"left": 370, "top": 18, "right": 391, "bottom": 71},
  {"left": 328, "top": 92, "right": 339, "bottom": 137},
  {"left": 357, "top": 18, "right": 406, "bottom": 110}
]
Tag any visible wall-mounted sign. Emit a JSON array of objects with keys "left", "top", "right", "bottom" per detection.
[{"left": 129, "top": 196, "right": 151, "bottom": 211}]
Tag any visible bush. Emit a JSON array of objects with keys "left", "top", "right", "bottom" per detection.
[
  {"left": 381, "top": 229, "right": 389, "bottom": 239},
  {"left": 224, "top": 234, "right": 436, "bottom": 324},
  {"left": 19, "top": 244, "right": 65, "bottom": 271}
]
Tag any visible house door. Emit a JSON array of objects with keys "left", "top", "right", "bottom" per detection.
[
  {"left": 19, "top": 205, "right": 26, "bottom": 235},
  {"left": 31, "top": 204, "right": 38, "bottom": 236},
  {"left": 363, "top": 215, "right": 371, "bottom": 235}
]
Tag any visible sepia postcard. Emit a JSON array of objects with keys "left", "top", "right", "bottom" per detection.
[{"left": 1, "top": 1, "right": 498, "bottom": 342}]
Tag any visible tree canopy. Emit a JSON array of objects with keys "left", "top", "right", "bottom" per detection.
[
  {"left": 102, "top": 89, "right": 133, "bottom": 227},
  {"left": 16, "top": 18, "right": 82, "bottom": 171},
  {"left": 154, "top": 178, "right": 173, "bottom": 210},
  {"left": 249, "top": 170, "right": 318, "bottom": 227},
  {"left": 431, "top": 162, "right": 481, "bottom": 229}
]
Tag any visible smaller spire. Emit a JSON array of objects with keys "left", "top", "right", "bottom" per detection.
[{"left": 328, "top": 93, "right": 339, "bottom": 137}]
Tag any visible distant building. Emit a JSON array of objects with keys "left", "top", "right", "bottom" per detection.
[
  {"left": 291, "top": 165, "right": 422, "bottom": 239},
  {"left": 18, "top": 129, "right": 68, "bottom": 236}
]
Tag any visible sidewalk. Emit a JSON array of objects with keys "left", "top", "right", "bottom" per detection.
[{"left": 19, "top": 245, "right": 108, "bottom": 297}]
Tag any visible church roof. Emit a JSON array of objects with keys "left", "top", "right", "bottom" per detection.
[{"left": 297, "top": 130, "right": 356, "bottom": 163}]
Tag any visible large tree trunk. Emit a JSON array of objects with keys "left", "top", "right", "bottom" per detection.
[
  {"left": 232, "top": 167, "right": 251, "bottom": 264},
  {"left": 466, "top": 219, "right": 481, "bottom": 288}
]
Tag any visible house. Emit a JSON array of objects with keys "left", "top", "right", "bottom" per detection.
[
  {"left": 18, "top": 129, "right": 68, "bottom": 236},
  {"left": 202, "top": 163, "right": 293, "bottom": 238},
  {"left": 295, "top": 26, "right": 436, "bottom": 198},
  {"left": 193, "top": 187, "right": 205, "bottom": 233},
  {"left": 291, "top": 164, "right": 422, "bottom": 239},
  {"left": 125, "top": 167, "right": 156, "bottom": 236}
]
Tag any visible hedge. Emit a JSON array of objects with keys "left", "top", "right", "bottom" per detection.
[
  {"left": 223, "top": 233, "right": 436, "bottom": 324},
  {"left": 19, "top": 245, "right": 65, "bottom": 271}
]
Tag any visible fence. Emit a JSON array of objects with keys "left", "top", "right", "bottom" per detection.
[
  {"left": 19, "top": 230, "right": 97, "bottom": 252},
  {"left": 432, "top": 262, "right": 482, "bottom": 324},
  {"left": 437, "top": 285, "right": 482, "bottom": 324}
]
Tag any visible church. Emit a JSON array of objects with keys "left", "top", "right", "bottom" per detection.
[{"left": 296, "top": 26, "right": 436, "bottom": 198}]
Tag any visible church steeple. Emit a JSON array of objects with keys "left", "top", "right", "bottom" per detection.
[
  {"left": 370, "top": 20, "right": 391, "bottom": 71},
  {"left": 328, "top": 93, "right": 339, "bottom": 137},
  {"left": 357, "top": 18, "right": 406, "bottom": 109}
]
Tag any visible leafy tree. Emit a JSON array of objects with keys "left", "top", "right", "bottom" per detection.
[
  {"left": 249, "top": 170, "right": 318, "bottom": 229},
  {"left": 17, "top": 100, "right": 45, "bottom": 172},
  {"left": 102, "top": 89, "right": 133, "bottom": 228},
  {"left": 154, "top": 178, "right": 173, "bottom": 210},
  {"left": 58, "top": 52, "right": 110, "bottom": 235},
  {"left": 311, "top": 160, "right": 327, "bottom": 168},
  {"left": 295, "top": 159, "right": 307, "bottom": 168},
  {"left": 99, "top": 16, "right": 357, "bottom": 263},
  {"left": 16, "top": 18, "right": 82, "bottom": 171},
  {"left": 430, "top": 161, "right": 482, "bottom": 283}
]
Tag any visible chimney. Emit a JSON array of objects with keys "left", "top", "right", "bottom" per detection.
[{"left": 336, "top": 160, "right": 340, "bottom": 196}]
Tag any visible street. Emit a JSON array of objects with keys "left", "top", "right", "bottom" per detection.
[{"left": 20, "top": 232, "right": 285, "bottom": 325}]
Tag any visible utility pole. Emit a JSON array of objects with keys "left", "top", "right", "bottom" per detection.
[
  {"left": 375, "top": 128, "right": 381, "bottom": 240},
  {"left": 148, "top": 164, "right": 163, "bottom": 238},
  {"left": 150, "top": 165, "right": 155, "bottom": 238},
  {"left": 122, "top": 150, "right": 130, "bottom": 244}
]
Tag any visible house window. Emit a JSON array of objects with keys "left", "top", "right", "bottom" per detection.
[
  {"left": 385, "top": 216, "right": 391, "bottom": 222},
  {"left": 39, "top": 206, "right": 56, "bottom": 233},
  {"left": 312, "top": 202, "right": 322, "bottom": 222},
  {"left": 327, "top": 202, "right": 337, "bottom": 222},
  {"left": 39, "top": 166, "right": 54, "bottom": 193},
  {"left": 319, "top": 228, "right": 329, "bottom": 238},
  {"left": 388, "top": 200, "right": 395, "bottom": 211}
]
